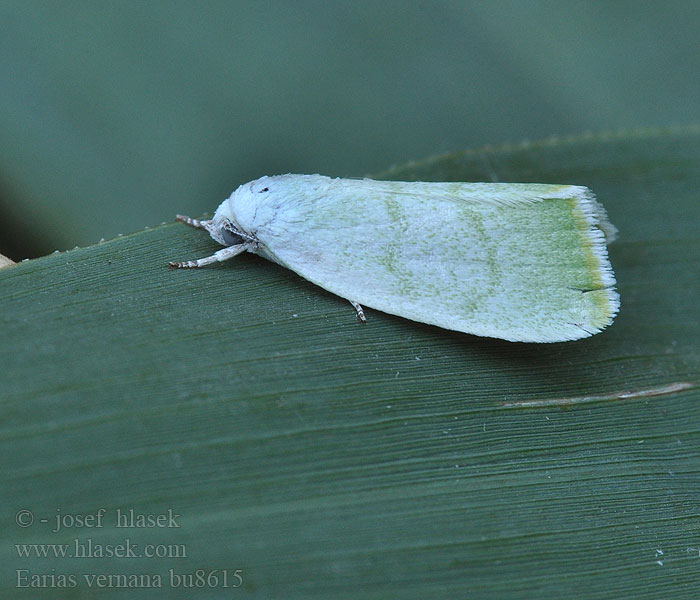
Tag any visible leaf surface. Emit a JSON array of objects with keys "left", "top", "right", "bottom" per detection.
[{"left": 2, "top": 129, "right": 699, "bottom": 599}]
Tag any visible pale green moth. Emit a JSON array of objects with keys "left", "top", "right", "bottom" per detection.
[{"left": 170, "top": 175, "right": 619, "bottom": 342}]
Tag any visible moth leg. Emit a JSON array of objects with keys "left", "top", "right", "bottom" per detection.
[
  {"left": 175, "top": 214, "right": 212, "bottom": 229},
  {"left": 169, "top": 244, "right": 247, "bottom": 269},
  {"left": 349, "top": 300, "right": 367, "bottom": 323}
]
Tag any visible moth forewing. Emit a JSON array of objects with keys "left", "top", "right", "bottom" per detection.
[{"left": 173, "top": 175, "right": 619, "bottom": 343}]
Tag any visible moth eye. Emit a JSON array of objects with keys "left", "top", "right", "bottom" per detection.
[{"left": 221, "top": 227, "right": 244, "bottom": 246}]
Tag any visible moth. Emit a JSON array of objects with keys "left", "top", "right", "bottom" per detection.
[{"left": 170, "top": 175, "right": 619, "bottom": 342}]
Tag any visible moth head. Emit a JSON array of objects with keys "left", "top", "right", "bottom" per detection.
[
  {"left": 249, "top": 177, "right": 272, "bottom": 195},
  {"left": 206, "top": 185, "right": 253, "bottom": 247},
  {"left": 210, "top": 175, "right": 287, "bottom": 247},
  {"left": 203, "top": 216, "right": 247, "bottom": 247},
  {"left": 218, "top": 220, "right": 246, "bottom": 246}
]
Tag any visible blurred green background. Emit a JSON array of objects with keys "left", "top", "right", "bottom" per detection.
[{"left": 1, "top": 0, "right": 699, "bottom": 260}]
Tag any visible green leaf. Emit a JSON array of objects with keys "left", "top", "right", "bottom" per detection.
[{"left": 3, "top": 128, "right": 699, "bottom": 599}]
